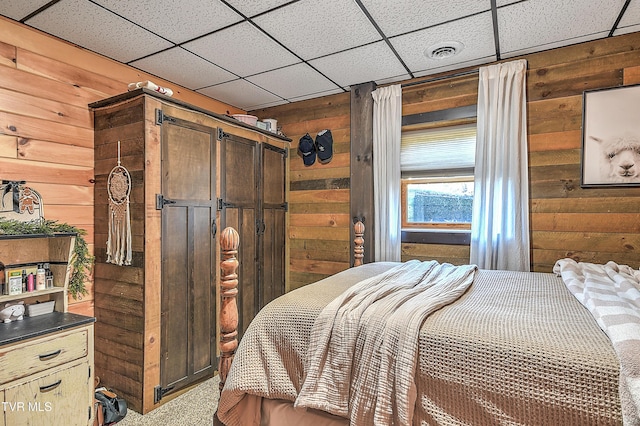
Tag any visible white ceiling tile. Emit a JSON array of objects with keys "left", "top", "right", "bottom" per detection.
[
  {"left": 309, "top": 41, "right": 408, "bottom": 87},
  {"left": 360, "top": 0, "right": 490, "bottom": 37},
  {"left": 500, "top": 31, "right": 610, "bottom": 59},
  {"left": 198, "top": 79, "right": 283, "bottom": 110},
  {"left": 92, "top": 0, "right": 243, "bottom": 44},
  {"left": 3, "top": 0, "right": 640, "bottom": 109},
  {"left": 246, "top": 99, "right": 290, "bottom": 112},
  {"left": 619, "top": 1, "right": 640, "bottom": 33},
  {"left": 498, "top": 0, "right": 627, "bottom": 55},
  {"left": 375, "top": 74, "right": 412, "bottom": 86},
  {"left": 25, "top": 0, "right": 173, "bottom": 63},
  {"left": 288, "top": 88, "right": 346, "bottom": 103},
  {"left": 253, "top": 0, "right": 381, "bottom": 60},
  {"left": 0, "top": 0, "right": 50, "bottom": 21},
  {"left": 224, "top": 0, "right": 292, "bottom": 17},
  {"left": 391, "top": 12, "right": 496, "bottom": 75},
  {"left": 246, "top": 63, "right": 340, "bottom": 99},
  {"left": 615, "top": 24, "right": 640, "bottom": 36},
  {"left": 495, "top": 0, "right": 521, "bottom": 6},
  {"left": 183, "top": 21, "right": 299, "bottom": 77},
  {"left": 412, "top": 56, "right": 494, "bottom": 78},
  {"left": 130, "top": 47, "right": 237, "bottom": 90}
]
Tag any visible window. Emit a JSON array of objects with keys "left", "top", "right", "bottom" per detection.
[
  {"left": 402, "top": 177, "right": 474, "bottom": 229},
  {"left": 401, "top": 122, "right": 476, "bottom": 235}
]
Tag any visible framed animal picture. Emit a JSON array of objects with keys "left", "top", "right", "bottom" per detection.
[{"left": 581, "top": 83, "right": 640, "bottom": 187}]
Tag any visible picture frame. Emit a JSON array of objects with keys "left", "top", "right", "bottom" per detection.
[{"left": 581, "top": 83, "right": 640, "bottom": 187}]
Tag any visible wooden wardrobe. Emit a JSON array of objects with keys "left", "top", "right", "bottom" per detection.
[{"left": 90, "top": 89, "right": 288, "bottom": 414}]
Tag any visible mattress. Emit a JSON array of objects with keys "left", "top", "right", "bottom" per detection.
[{"left": 217, "top": 262, "right": 622, "bottom": 425}]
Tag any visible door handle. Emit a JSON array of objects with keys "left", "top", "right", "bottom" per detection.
[{"left": 212, "top": 219, "right": 217, "bottom": 239}]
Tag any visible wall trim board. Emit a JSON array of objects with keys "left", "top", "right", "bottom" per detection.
[{"left": 350, "top": 82, "right": 376, "bottom": 265}]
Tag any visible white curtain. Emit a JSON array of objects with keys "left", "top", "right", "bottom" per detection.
[
  {"left": 372, "top": 84, "right": 402, "bottom": 262},
  {"left": 470, "top": 59, "right": 530, "bottom": 271}
]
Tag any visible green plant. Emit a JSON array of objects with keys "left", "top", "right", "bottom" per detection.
[{"left": 0, "top": 218, "right": 94, "bottom": 299}]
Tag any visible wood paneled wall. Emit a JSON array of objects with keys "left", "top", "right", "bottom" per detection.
[
  {"left": 0, "top": 17, "right": 242, "bottom": 315},
  {"left": 3, "top": 15, "right": 640, "bottom": 295},
  {"left": 401, "top": 32, "right": 640, "bottom": 272},
  {"left": 257, "top": 31, "right": 640, "bottom": 287}
]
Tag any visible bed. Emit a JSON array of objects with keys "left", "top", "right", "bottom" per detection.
[{"left": 214, "top": 223, "right": 637, "bottom": 425}]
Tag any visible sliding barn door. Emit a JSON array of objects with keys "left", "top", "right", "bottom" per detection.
[{"left": 159, "top": 114, "right": 217, "bottom": 399}]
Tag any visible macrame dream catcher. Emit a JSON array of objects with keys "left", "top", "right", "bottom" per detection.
[{"left": 106, "top": 141, "right": 132, "bottom": 266}]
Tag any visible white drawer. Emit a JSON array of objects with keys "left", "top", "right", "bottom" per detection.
[
  {"left": 4, "top": 359, "right": 91, "bottom": 426},
  {"left": 0, "top": 328, "right": 88, "bottom": 384}
]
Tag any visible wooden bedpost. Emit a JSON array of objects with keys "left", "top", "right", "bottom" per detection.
[
  {"left": 218, "top": 227, "right": 240, "bottom": 393},
  {"left": 354, "top": 220, "right": 365, "bottom": 267}
]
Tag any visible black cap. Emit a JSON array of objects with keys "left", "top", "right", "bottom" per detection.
[
  {"left": 298, "top": 134, "right": 316, "bottom": 166},
  {"left": 316, "top": 130, "right": 333, "bottom": 163}
]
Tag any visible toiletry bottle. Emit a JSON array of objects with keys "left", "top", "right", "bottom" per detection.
[
  {"left": 44, "top": 263, "right": 54, "bottom": 288},
  {"left": 21, "top": 269, "right": 27, "bottom": 293},
  {"left": 0, "top": 261, "right": 4, "bottom": 295},
  {"left": 36, "top": 263, "right": 46, "bottom": 291},
  {"left": 27, "top": 271, "right": 35, "bottom": 292}
]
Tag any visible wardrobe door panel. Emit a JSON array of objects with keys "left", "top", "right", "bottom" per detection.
[
  {"left": 160, "top": 116, "right": 217, "bottom": 395},
  {"left": 260, "top": 144, "right": 287, "bottom": 308},
  {"left": 192, "top": 206, "right": 215, "bottom": 375},
  {"left": 161, "top": 204, "right": 189, "bottom": 387}
]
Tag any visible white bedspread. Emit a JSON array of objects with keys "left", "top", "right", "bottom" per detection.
[
  {"left": 554, "top": 258, "right": 640, "bottom": 426},
  {"left": 294, "top": 260, "right": 477, "bottom": 426}
]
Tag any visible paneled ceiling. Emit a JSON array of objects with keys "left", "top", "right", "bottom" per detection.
[{"left": 1, "top": 0, "right": 638, "bottom": 111}]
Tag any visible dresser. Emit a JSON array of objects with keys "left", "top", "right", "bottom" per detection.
[
  {"left": 0, "top": 313, "right": 95, "bottom": 426},
  {"left": 0, "top": 234, "right": 95, "bottom": 426}
]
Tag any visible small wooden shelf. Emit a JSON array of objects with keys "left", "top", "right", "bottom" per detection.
[
  {"left": 0, "top": 287, "right": 64, "bottom": 303},
  {"left": 0, "top": 233, "right": 75, "bottom": 313}
]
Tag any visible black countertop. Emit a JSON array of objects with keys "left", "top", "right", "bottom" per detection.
[{"left": 0, "top": 312, "right": 95, "bottom": 346}]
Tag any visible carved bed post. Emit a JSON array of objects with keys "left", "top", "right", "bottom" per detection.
[
  {"left": 354, "top": 220, "right": 365, "bottom": 267},
  {"left": 218, "top": 227, "right": 240, "bottom": 393}
]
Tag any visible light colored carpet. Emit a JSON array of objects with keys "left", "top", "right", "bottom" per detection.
[{"left": 117, "top": 375, "right": 220, "bottom": 425}]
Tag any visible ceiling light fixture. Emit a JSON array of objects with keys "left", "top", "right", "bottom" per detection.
[{"left": 425, "top": 41, "right": 464, "bottom": 60}]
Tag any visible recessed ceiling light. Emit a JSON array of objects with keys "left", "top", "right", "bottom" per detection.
[{"left": 425, "top": 41, "right": 464, "bottom": 60}]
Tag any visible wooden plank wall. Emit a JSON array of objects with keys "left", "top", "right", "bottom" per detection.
[
  {"left": 253, "top": 93, "right": 352, "bottom": 290},
  {"left": 92, "top": 97, "right": 147, "bottom": 412},
  {"left": 256, "top": 31, "right": 640, "bottom": 286},
  {"left": 0, "top": 17, "right": 242, "bottom": 315}
]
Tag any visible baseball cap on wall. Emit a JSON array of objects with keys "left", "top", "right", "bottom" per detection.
[
  {"left": 316, "top": 129, "right": 333, "bottom": 163},
  {"left": 298, "top": 133, "right": 316, "bottom": 166}
]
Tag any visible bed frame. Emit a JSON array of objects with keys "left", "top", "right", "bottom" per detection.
[
  {"left": 216, "top": 220, "right": 365, "bottom": 393},
  {"left": 213, "top": 220, "right": 627, "bottom": 425}
]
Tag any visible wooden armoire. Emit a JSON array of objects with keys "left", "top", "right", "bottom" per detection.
[{"left": 90, "top": 89, "right": 288, "bottom": 414}]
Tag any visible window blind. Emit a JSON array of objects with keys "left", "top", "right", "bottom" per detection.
[{"left": 401, "top": 123, "right": 476, "bottom": 178}]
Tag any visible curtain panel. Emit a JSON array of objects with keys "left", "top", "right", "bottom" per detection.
[
  {"left": 470, "top": 59, "right": 530, "bottom": 271},
  {"left": 372, "top": 84, "right": 402, "bottom": 262}
]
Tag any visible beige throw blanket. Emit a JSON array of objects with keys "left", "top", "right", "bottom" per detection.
[
  {"left": 554, "top": 258, "right": 640, "bottom": 426},
  {"left": 295, "top": 260, "right": 477, "bottom": 425}
]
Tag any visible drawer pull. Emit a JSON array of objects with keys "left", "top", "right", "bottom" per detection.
[
  {"left": 39, "top": 379, "right": 62, "bottom": 393},
  {"left": 38, "top": 349, "right": 62, "bottom": 361}
]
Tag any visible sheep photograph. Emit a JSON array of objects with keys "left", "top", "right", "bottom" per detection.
[{"left": 581, "top": 83, "right": 640, "bottom": 187}]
